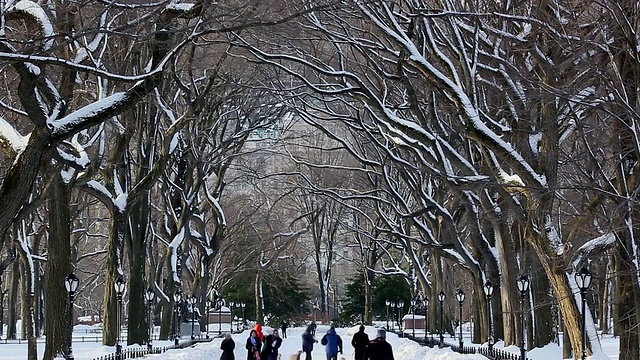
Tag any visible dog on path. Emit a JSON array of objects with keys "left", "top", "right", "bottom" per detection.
[{"left": 289, "top": 350, "right": 302, "bottom": 360}]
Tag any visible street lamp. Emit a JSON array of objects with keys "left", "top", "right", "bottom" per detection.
[
  {"left": 410, "top": 299, "right": 416, "bottom": 338},
  {"left": 385, "top": 299, "right": 390, "bottom": 329},
  {"left": 397, "top": 300, "right": 404, "bottom": 336},
  {"left": 389, "top": 301, "right": 396, "bottom": 331},
  {"left": 173, "top": 290, "right": 182, "bottom": 346},
  {"left": 240, "top": 302, "right": 246, "bottom": 329},
  {"left": 437, "top": 291, "right": 445, "bottom": 348},
  {"left": 188, "top": 296, "right": 197, "bottom": 340},
  {"left": 422, "top": 298, "right": 430, "bottom": 346},
  {"left": 114, "top": 276, "right": 125, "bottom": 360},
  {"left": 575, "top": 268, "right": 592, "bottom": 360},
  {"left": 517, "top": 275, "right": 530, "bottom": 360},
  {"left": 228, "top": 301, "right": 235, "bottom": 333},
  {"left": 456, "top": 289, "right": 465, "bottom": 352},
  {"left": 483, "top": 281, "right": 494, "bottom": 351},
  {"left": 217, "top": 296, "right": 225, "bottom": 335},
  {"left": 205, "top": 298, "right": 212, "bottom": 339},
  {"left": 65, "top": 273, "right": 79, "bottom": 360},
  {"left": 145, "top": 288, "right": 155, "bottom": 352}
]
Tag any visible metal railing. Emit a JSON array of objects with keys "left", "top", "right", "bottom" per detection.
[{"left": 91, "top": 338, "right": 215, "bottom": 360}]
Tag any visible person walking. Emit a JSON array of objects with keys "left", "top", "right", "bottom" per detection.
[
  {"left": 302, "top": 324, "right": 318, "bottom": 360},
  {"left": 260, "top": 332, "right": 274, "bottom": 360},
  {"left": 270, "top": 329, "right": 282, "bottom": 360},
  {"left": 351, "top": 325, "right": 369, "bottom": 360},
  {"left": 246, "top": 330, "right": 263, "bottom": 360},
  {"left": 363, "top": 329, "right": 394, "bottom": 360},
  {"left": 321, "top": 326, "right": 343, "bottom": 360},
  {"left": 310, "top": 321, "right": 317, "bottom": 336},
  {"left": 220, "top": 332, "right": 236, "bottom": 360},
  {"left": 280, "top": 320, "right": 289, "bottom": 338}
]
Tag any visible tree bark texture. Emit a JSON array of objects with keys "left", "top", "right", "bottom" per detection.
[
  {"left": 43, "top": 177, "right": 72, "bottom": 360},
  {"left": 102, "top": 211, "right": 127, "bottom": 346}
]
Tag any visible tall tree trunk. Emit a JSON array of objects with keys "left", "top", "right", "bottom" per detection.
[
  {"left": 43, "top": 177, "right": 71, "bottom": 360},
  {"left": 614, "top": 239, "right": 639, "bottom": 360},
  {"left": 18, "top": 242, "right": 37, "bottom": 360},
  {"left": 531, "top": 260, "right": 554, "bottom": 347},
  {"left": 126, "top": 198, "right": 149, "bottom": 345},
  {"left": 493, "top": 219, "right": 519, "bottom": 345},
  {"left": 102, "top": 211, "right": 127, "bottom": 346},
  {"left": 254, "top": 270, "right": 264, "bottom": 324},
  {"left": 7, "top": 254, "right": 19, "bottom": 339}
]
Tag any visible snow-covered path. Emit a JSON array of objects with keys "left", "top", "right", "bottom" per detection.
[{"left": 146, "top": 325, "right": 485, "bottom": 360}]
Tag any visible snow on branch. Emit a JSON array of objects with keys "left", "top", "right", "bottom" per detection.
[
  {"left": 7, "top": 1, "right": 54, "bottom": 50},
  {"left": 0, "top": 116, "right": 29, "bottom": 159}
]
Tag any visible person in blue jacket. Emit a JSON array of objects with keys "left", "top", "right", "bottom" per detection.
[
  {"left": 321, "top": 326, "right": 343, "bottom": 360},
  {"left": 302, "top": 324, "right": 318, "bottom": 360}
]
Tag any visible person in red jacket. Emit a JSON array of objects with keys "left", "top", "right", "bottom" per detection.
[
  {"left": 253, "top": 324, "right": 265, "bottom": 342},
  {"left": 364, "top": 329, "right": 394, "bottom": 360}
]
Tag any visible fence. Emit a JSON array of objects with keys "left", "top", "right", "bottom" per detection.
[
  {"left": 399, "top": 331, "right": 530, "bottom": 360},
  {"left": 91, "top": 338, "right": 215, "bottom": 360}
]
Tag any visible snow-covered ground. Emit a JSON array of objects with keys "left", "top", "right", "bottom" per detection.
[{"left": 0, "top": 324, "right": 619, "bottom": 360}]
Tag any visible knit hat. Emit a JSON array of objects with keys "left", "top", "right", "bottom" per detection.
[{"left": 376, "top": 328, "right": 386, "bottom": 339}]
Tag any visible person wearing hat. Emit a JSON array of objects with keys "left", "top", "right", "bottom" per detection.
[
  {"left": 351, "top": 325, "right": 369, "bottom": 360},
  {"left": 363, "top": 329, "right": 394, "bottom": 360}
]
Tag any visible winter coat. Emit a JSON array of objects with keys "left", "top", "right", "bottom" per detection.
[
  {"left": 245, "top": 336, "right": 262, "bottom": 360},
  {"left": 364, "top": 337, "right": 394, "bottom": 360},
  {"left": 302, "top": 326, "right": 316, "bottom": 352},
  {"left": 351, "top": 330, "right": 369, "bottom": 360},
  {"left": 260, "top": 334, "right": 273, "bottom": 360},
  {"left": 220, "top": 338, "right": 236, "bottom": 360},
  {"left": 271, "top": 335, "right": 282, "bottom": 356},
  {"left": 320, "top": 328, "right": 343, "bottom": 356}
]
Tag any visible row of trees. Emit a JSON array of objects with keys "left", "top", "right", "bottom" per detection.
[{"left": 0, "top": 1, "right": 639, "bottom": 360}]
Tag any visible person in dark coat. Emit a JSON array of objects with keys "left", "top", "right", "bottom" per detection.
[
  {"left": 246, "top": 330, "right": 262, "bottom": 360},
  {"left": 280, "top": 320, "right": 288, "bottom": 338},
  {"left": 364, "top": 329, "right": 394, "bottom": 360},
  {"left": 260, "top": 333, "right": 273, "bottom": 360},
  {"left": 351, "top": 325, "right": 369, "bottom": 360},
  {"left": 302, "top": 324, "right": 318, "bottom": 360},
  {"left": 310, "top": 321, "right": 317, "bottom": 336},
  {"left": 220, "top": 332, "right": 236, "bottom": 360},
  {"left": 321, "top": 326, "right": 343, "bottom": 360},
  {"left": 270, "top": 329, "right": 283, "bottom": 360}
]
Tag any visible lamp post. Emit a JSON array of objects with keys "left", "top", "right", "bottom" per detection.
[
  {"left": 437, "top": 291, "right": 445, "bottom": 348},
  {"left": 114, "top": 276, "right": 125, "bottom": 360},
  {"left": 217, "top": 296, "right": 225, "bottom": 335},
  {"left": 410, "top": 299, "right": 416, "bottom": 338},
  {"left": 173, "top": 290, "right": 182, "bottom": 346},
  {"left": 517, "top": 275, "right": 530, "bottom": 360},
  {"left": 456, "top": 289, "right": 465, "bottom": 352},
  {"left": 484, "top": 281, "right": 494, "bottom": 351},
  {"left": 240, "top": 302, "right": 246, "bottom": 329},
  {"left": 423, "top": 298, "right": 430, "bottom": 346},
  {"left": 397, "top": 300, "right": 404, "bottom": 336},
  {"left": 229, "top": 301, "right": 235, "bottom": 332},
  {"left": 188, "top": 296, "right": 197, "bottom": 340},
  {"left": 205, "top": 299, "right": 212, "bottom": 338},
  {"left": 385, "top": 300, "right": 390, "bottom": 329},
  {"left": 65, "top": 273, "right": 79, "bottom": 360},
  {"left": 575, "top": 268, "right": 592, "bottom": 360},
  {"left": 389, "top": 302, "right": 396, "bottom": 331},
  {"left": 145, "top": 288, "right": 155, "bottom": 352}
]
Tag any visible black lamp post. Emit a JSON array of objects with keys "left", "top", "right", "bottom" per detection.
[
  {"left": 229, "top": 301, "right": 235, "bottom": 332},
  {"left": 188, "top": 296, "right": 197, "bottom": 340},
  {"left": 423, "top": 298, "right": 430, "bottom": 345},
  {"left": 389, "top": 301, "right": 396, "bottom": 331},
  {"left": 145, "top": 288, "right": 155, "bottom": 352},
  {"left": 385, "top": 299, "right": 390, "bottom": 329},
  {"left": 240, "top": 302, "right": 246, "bottom": 329},
  {"left": 65, "top": 273, "right": 79, "bottom": 360},
  {"left": 173, "top": 290, "right": 182, "bottom": 346},
  {"left": 217, "top": 296, "right": 225, "bottom": 335},
  {"left": 575, "top": 268, "right": 592, "bottom": 360},
  {"left": 517, "top": 275, "right": 530, "bottom": 360},
  {"left": 456, "top": 289, "right": 465, "bottom": 352},
  {"left": 484, "top": 281, "right": 494, "bottom": 351},
  {"left": 205, "top": 299, "right": 212, "bottom": 338},
  {"left": 397, "top": 300, "right": 404, "bottom": 336},
  {"left": 114, "top": 276, "right": 125, "bottom": 360},
  {"left": 437, "top": 291, "right": 445, "bottom": 348},
  {"left": 410, "top": 299, "right": 416, "bottom": 338}
]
